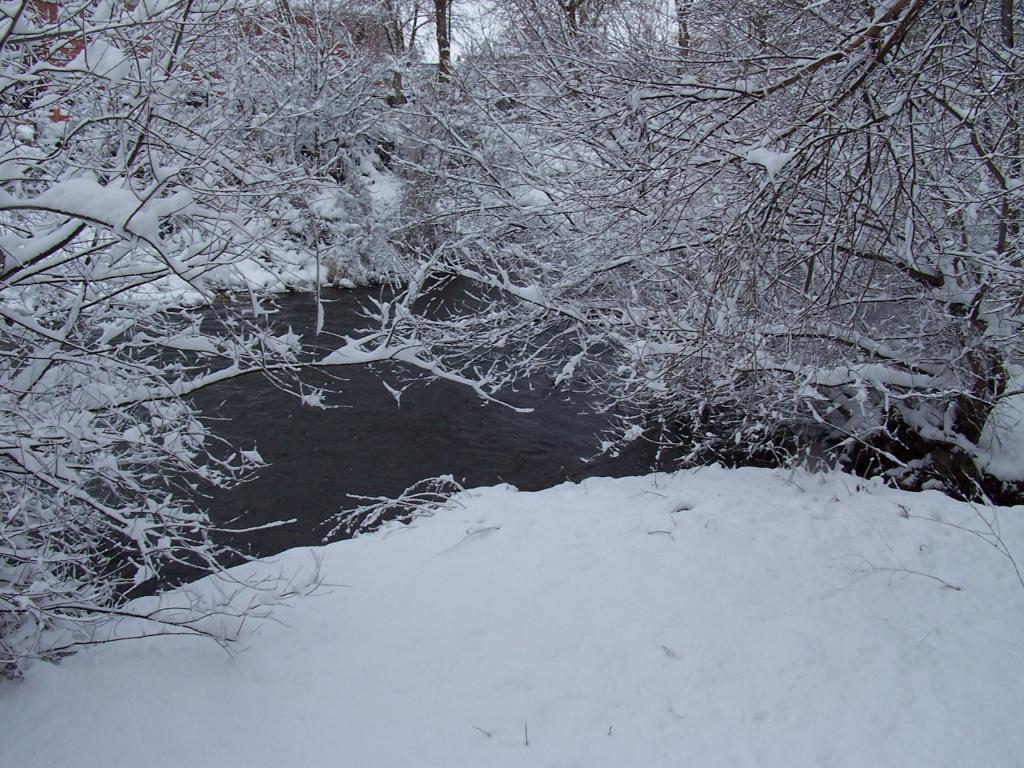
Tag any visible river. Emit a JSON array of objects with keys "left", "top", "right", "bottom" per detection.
[{"left": 189, "top": 285, "right": 655, "bottom": 561}]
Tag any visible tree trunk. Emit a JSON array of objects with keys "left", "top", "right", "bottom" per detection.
[
  {"left": 675, "top": 0, "right": 690, "bottom": 55},
  {"left": 434, "top": 0, "right": 450, "bottom": 82},
  {"left": 1002, "top": 0, "right": 1015, "bottom": 48}
]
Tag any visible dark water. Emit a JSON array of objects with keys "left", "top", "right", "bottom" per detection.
[{"left": 190, "top": 286, "right": 653, "bottom": 559}]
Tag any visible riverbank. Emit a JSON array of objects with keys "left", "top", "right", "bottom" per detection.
[{"left": 2, "top": 466, "right": 1022, "bottom": 767}]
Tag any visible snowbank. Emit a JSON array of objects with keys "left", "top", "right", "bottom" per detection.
[
  {"left": 2, "top": 467, "right": 1022, "bottom": 767},
  {"left": 977, "top": 365, "right": 1024, "bottom": 482}
]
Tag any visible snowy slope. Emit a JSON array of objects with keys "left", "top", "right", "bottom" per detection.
[{"left": 2, "top": 467, "right": 1023, "bottom": 768}]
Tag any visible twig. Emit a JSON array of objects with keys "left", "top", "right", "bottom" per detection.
[
  {"left": 322, "top": 475, "right": 466, "bottom": 540},
  {"left": 852, "top": 557, "right": 963, "bottom": 591},
  {"left": 905, "top": 504, "right": 1024, "bottom": 593}
]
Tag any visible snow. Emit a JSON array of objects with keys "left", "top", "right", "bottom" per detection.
[
  {"left": 5, "top": 177, "right": 170, "bottom": 248},
  {"left": 157, "top": 332, "right": 219, "bottom": 354},
  {"left": 2, "top": 467, "right": 1023, "bottom": 767},
  {"left": 14, "top": 123, "right": 34, "bottom": 143},
  {"left": 514, "top": 186, "right": 553, "bottom": 210},
  {"left": 363, "top": 160, "right": 401, "bottom": 218},
  {"left": 63, "top": 40, "right": 131, "bottom": 84},
  {"left": 976, "top": 365, "right": 1024, "bottom": 481},
  {"left": 131, "top": 0, "right": 175, "bottom": 22},
  {"left": 203, "top": 252, "right": 320, "bottom": 295},
  {"left": 745, "top": 146, "right": 796, "bottom": 180}
]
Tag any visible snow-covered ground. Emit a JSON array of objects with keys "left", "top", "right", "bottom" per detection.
[{"left": 2, "top": 467, "right": 1023, "bottom": 767}]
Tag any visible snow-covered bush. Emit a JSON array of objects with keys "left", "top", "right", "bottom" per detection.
[
  {"left": 0, "top": 0, "right": 417, "bottom": 677},
  {"left": 387, "top": 0, "right": 1024, "bottom": 497},
  {"left": 214, "top": 1, "right": 409, "bottom": 286}
]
